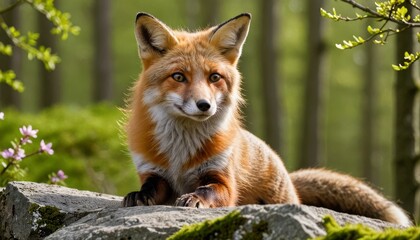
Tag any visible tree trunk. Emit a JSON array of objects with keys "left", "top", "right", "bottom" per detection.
[
  {"left": 299, "top": 0, "right": 326, "bottom": 167},
  {"left": 394, "top": 4, "right": 419, "bottom": 217},
  {"left": 418, "top": 84, "right": 420, "bottom": 222},
  {"left": 38, "top": 10, "right": 61, "bottom": 108},
  {"left": 260, "top": 0, "right": 283, "bottom": 154},
  {"left": 361, "top": 19, "right": 378, "bottom": 185},
  {"left": 184, "top": 0, "right": 221, "bottom": 29},
  {"left": 199, "top": 0, "right": 220, "bottom": 26},
  {"left": 185, "top": 0, "right": 200, "bottom": 29},
  {"left": 93, "top": 0, "right": 113, "bottom": 102},
  {"left": 0, "top": 0, "right": 22, "bottom": 108}
]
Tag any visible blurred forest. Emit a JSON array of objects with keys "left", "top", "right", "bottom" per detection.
[{"left": 1, "top": 0, "right": 418, "bottom": 218}]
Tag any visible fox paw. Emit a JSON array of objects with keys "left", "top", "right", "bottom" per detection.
[
  {"left": 122, "top": 191, "right": 156, "bottom": 207},
  {"left": 175, "top": 193, "right": 209, "bottom": 208}
]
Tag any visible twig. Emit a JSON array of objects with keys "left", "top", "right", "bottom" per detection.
[
  {"left": 0, "top": 161, "right": 13, "bottom": 175},
  {"left": 409, "top": 1, "right": 420, "bottom": 11},
  {"left": 0, "top": 150, "right": 40, "bottom": 176},
  {"left": 340, "top": 0, "right": 420, "bottom": 27}
]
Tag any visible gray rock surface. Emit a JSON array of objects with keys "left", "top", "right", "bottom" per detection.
[
  {"left": 0, "top": 181, "right": 400, "bottom": 240},
  {"left": 47, "top": 206, "right": 231, "bottom": 240},
  {"left": 0, "top": 181, "right": 122, "bottom": 239},
  {"left": 46, "top": 204, "right": 396, "bottom": 240}
]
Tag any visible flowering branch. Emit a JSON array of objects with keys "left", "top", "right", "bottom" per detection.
[{"left": 0, "top": 112, "right": 58, "bottom": 185}]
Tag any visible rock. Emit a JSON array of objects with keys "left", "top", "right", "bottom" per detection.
[
  {"left": 47, "top": 206, "right": 231, "bottom": 240},
  {"left": 0, "top": 181, "right": 122, "bottom": 239},
  {"left": 45, "top": 204, "right": 396, "bottom": 240},
  {"left": 0, "top": 181, "right": 400, "bottom": 240}
]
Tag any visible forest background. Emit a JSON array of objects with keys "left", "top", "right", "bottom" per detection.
[{"left": 1, "top": 0, "right": 417, "bottom": 219}]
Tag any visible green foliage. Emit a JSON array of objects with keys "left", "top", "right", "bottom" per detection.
[
  {"left": 314, "top": 215, "right": 420, "bottom": 240},
  {"left": 321, "top": 0, "right": 420, "bottom": 70},
  {"left": 0, "top": 0, "right": 79, "bottom": 91},
  {"left": 392, "top": 51, "right": 420, "bottom": 70},
  {"left": 0, "top": 160, "right": 26, "bottom": 186},
  {"left": 1, "top": 23, "right": 60, "bottom": 70},
  {"left": 26, "top": 0, "right": 81, "bottom": 40},
  {"left": 0, "top": 41, "right": 12, "bottom": 55},
  {"left": 0, "top": 69, "right": 23, "bottom": 92},
  {"left": 0, "top": 104, "right": 137, "bottom": 195}
]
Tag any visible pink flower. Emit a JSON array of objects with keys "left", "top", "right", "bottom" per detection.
[
  {"left": 19, "top": 125, "right": 38, "bottom": 138},
  {"left": 1, "top": 148, "right": 14, "bottom": 159},
  {"left": 1, "top": 148, "right": 25, "bottom": 161},
  {"left": 57, "top": 170, "right": 68, "bottom": 180},
  {"left": 20, "top": 136, "right": 32, "bottom": 145},
  {"left": 49, "top": 170, "right": 68, "bottom": 185},
  {"left": 50, "top": 176, "right": 59, "bottom": 184},
  {"left": 40, "top": 140, "right": 54, "bottom": 155},
  {"left": 15, "top": 148, "right": 25, "bottom": 161}
]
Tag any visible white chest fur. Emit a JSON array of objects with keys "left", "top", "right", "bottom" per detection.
[{"left": 132, "top": 149, "right": 231, "bottom": 194}]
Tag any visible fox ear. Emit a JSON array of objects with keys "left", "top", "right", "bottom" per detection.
[
  {"left": 209, "top": 13, "right": 251, "bottom": 64},
  {"left": 134, "top": 13, "right": 178, "bottom": 62}
]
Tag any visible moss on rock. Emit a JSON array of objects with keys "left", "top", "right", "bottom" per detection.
[
  {"left": 243, "top": 220, "right": 269, "bottom": 240},
  {"left": 315, "top": 215, "right": 420, "bottom": 240},
  {"left": 29, "top": 204, "right": 66, "bottom": 238},
  {"left": 167, "top": 210, "right": 268, "bottom": 240}
]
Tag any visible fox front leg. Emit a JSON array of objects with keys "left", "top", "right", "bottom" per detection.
[
  {"left": 122, "top": 174, "right": 173, "bottom": 207},
  {"left": 175, "top": 171, "right": 235, "bottom": 208}
]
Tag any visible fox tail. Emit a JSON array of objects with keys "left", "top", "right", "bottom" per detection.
[{"left": 290, "top": 168, "right": 412, "bottom": 226}]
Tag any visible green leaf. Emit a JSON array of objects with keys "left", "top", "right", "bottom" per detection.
[
  {"left": 335, "top": 44, "right": 345, "bottom": 49},
  {"left": 391, "top": 51, "right": 420, "bottom": 71},
  {"left": 392, "top": 64, "right": 401, "bottom": 71},
  {"left": 367, "top": 25, "right": 380, "bottom": 34},
  {"left": 395, "top": 6, "right": 410, "bottom": 21},
  {"left": 0, "top": 69, "right": 24, "bottom": 92},
  {"left": 0, "top": 42, "right": 13, "bottom": 56}
]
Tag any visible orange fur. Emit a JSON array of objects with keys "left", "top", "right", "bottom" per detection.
[
  {"left": 122, "top": 12, "right": 411, "bottom": 226},
  {"left": 127, "top": 85, "right": 169, "bottom": 169}
]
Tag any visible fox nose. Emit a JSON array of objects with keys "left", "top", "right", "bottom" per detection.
[{"left": 196, "top": 99, "right": 211, "bottom": 112}]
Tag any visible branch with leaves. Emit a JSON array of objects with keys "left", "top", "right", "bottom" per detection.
[
  {"left": 0, "top": 0, "right": 80, "bottom": 92},
  {"left": 322, "top": 0, "right": 420, "bottom": 70}
]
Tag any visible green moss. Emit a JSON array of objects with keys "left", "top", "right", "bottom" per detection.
[
  {"left": 29, "top": 204, "right": 66, "bottom": 238},
  {"left": 314, "top": 215, "right": 420, "bottom": 240},
  {"left": 167, "top": 211, "right": 268, "bottom": 240},
  {"left": 243, "top": 220, "right": 269, "bottom": 240},
  {"left": 167, "top": 211, "right": 245, "bottom": 240}
]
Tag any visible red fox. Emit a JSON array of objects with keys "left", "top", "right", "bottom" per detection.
[{"left": 123, "top": 12, "right": 411, "bottom": 226}]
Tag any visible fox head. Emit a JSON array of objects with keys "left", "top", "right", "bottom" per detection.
[{"left": 133, "top": 13, "right": 251, "bottom": 123}]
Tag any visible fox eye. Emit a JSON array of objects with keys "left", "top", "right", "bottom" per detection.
[
  {"left": 209, "top": 73, "right": 222, "bottom": 83},
  {"left": 172, "top": 73, "right": 186, "bottom": 82}
]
